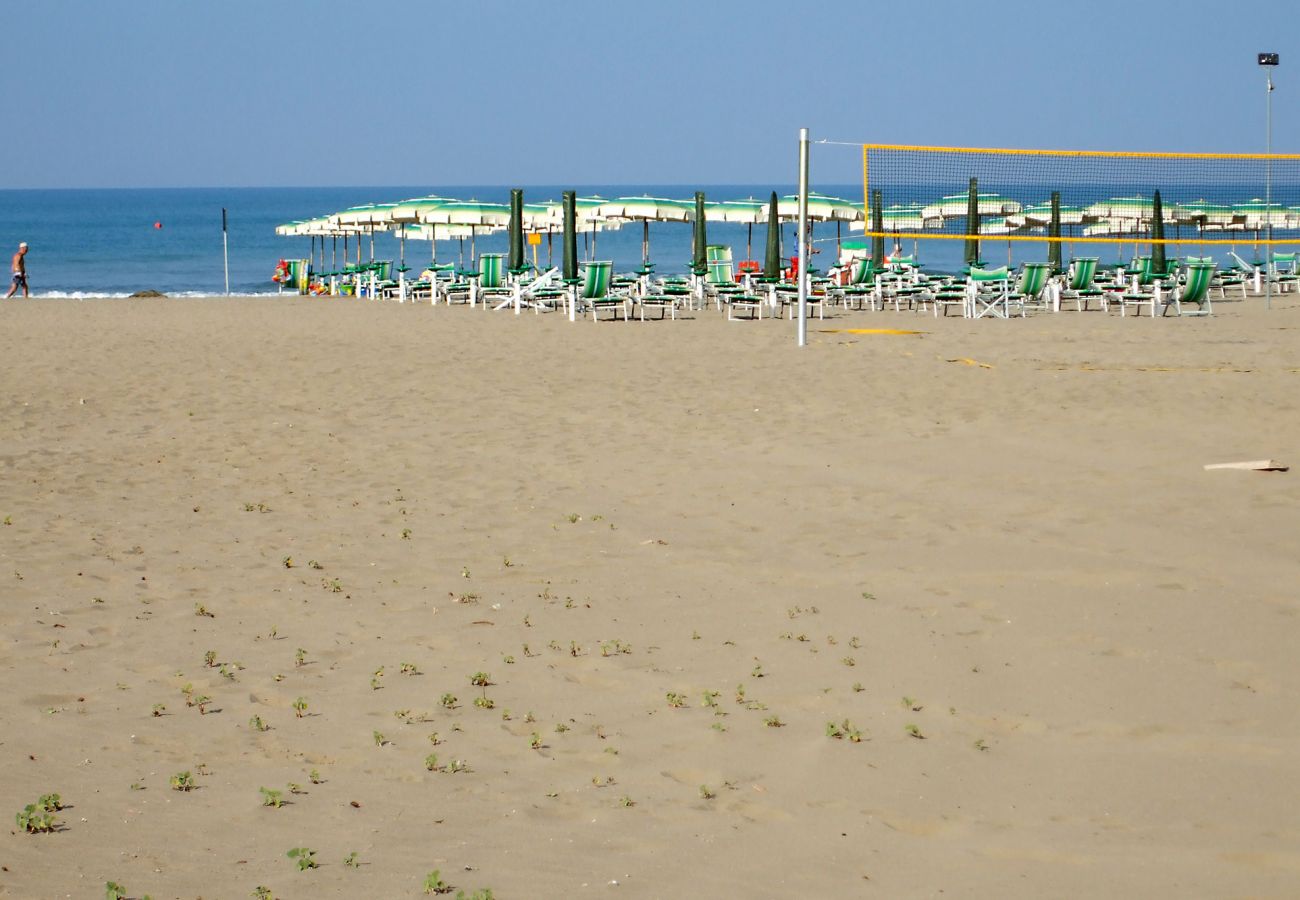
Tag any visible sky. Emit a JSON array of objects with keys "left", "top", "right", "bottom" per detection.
[{"left": 3, "top": 0, "right": 1296, "bottom": 189}]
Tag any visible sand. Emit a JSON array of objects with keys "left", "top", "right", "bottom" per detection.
[{"left": 1, "top": 294, "right": 1298, "bottom": 898}]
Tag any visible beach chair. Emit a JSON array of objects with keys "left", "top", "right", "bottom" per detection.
[
  {"left": 1058, "top": 257, "right": 1104, "bottom": 311},
  {"left": 1270, "top": 252, "right": 1298, "bottom": 293},
  {"left": 968, "top": 266, "right": 1011, "bottom": 318},
  {"left": 832, "top": 257, "right": 880, "bottom": 310},
  {"left": 1163, "top": 262, "right": 1215, "bottom": 317},
  {"left": 723, "top": 292, "right": 765, "bottom": 321},
  {"left": 571, "top": 261, "right": 626, "bottom": 322},
  {"left": 1006, "top": 262, "right": 1053, "bottom": 315},
  {"left": 472, "top": 253, "right": 512, "bottom": 309},
  {"left": 705, "top": 245, "right": 743, "bottom": 307}
]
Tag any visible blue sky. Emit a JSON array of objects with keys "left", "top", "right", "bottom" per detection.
[{"left": 4, "top": 0, "right": 1294, "bottom": 188}]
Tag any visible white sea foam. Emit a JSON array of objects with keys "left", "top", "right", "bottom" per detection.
[{"left": 31, "top": 291, "right": 283, "bottom": 300}]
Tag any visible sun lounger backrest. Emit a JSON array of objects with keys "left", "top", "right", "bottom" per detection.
[
  {"left": 1016, "top": 262, "right": 1052, "bottom": 297},
  {"left": 1068, "top": 257, "right": 1098, "bottom": 290},
  {"left": 579, "top": 261, "right": 613, "bottom": 299},
  {"left": 969, "top": 265, "right": 1009, "bottom": 283},
  {"left": 1182, "top": 262, "right": 1216, "bottom": 305},
  {"left": 479, "top": 253, "right": 505, "bottom": 289}
]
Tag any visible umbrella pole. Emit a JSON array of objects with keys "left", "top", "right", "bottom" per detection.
[
  {"left": 370, "top": 227, "right": 375, "bottom": 262},
  {"left": 458, "top": 237, "right": 464, "bottom": 270},
  {"left": 643, "top": 220, "right": 649, "bottom": 266},
  {"left": 332, "top": 236, "right": 336, "bottom": 271},
  {"left": 471, "top": 226, "right": 476, "bottom": 265},
  {"left": 836, "top": 221, "right": 841, "bottom": 260},
  {"left": 548, "top": 230, "right": 553, "bottom": 268},
  {"left": 747, "top": 223, "right": 753, "bottom": 260}
]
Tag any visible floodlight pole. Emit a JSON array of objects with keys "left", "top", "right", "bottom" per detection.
[
  {"left": 797, "top": 127, "right": 810, "bottom": 347},
  {"left": 1260, "top": 51, "right": 1279, "bottom": 309}
]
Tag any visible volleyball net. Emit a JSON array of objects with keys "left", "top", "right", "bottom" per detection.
[{"left": 858, "top": 143, "right": 1300, "bottom": 247}]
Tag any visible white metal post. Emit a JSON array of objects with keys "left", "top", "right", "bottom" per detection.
[
  {"left": 797, "top": 128, "right": 810, "bottom": 347},
  {"left": 222, "top": 207, "right": 230, "bottom": 295},
  {"left": 1266, "top": 65, "right": 1275, "bottom": 310}
]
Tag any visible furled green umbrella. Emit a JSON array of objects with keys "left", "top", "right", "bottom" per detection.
[
  {"left": 870, "top": 190, "right": 885, "bottom": 268},
  {"left": 1048, "top": 191, "right": 1063, "bottom": 274},
  {"left": 508, "top": 189, "right": 525, "bottom": 274},
  {"left": 763, "top": 192, "right": 781, "bottom": 280},
  {"left": 562, "top": 191, "right": 578, "bottom": 282},
  {"left": 964, "top": 178, "right": 981, "bottom": 266},
  {"left": 692, "top": 191, "right": 707, "bottom": 276},
  {"left": 1150, "top": 190, "right": 1166, "bottom": 273}
]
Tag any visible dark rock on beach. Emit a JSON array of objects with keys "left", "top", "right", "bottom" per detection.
[{"left": 129, "top": 290, "right": 167, "bottom": 298}]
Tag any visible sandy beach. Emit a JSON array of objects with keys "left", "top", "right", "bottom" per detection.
[{"left": 2, "top": 295, "right": 1299, "bottom": 898}]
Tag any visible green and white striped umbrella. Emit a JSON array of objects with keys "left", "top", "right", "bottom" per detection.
[
  {"left": 330, "top": 202, "right": 399, "bottom": 230},
  {"left": 922, "top": 192, "right": 1021, "bottom": 220},
  {"left": 1234, "top": 198, "right": 1287, "bottom": 228},
  {"left": 597, "top": 196, "right": 693, "bottom": 223},
  {"left": 389, "top": 196, "right": 454, "bottom": 224},
  {"left": 778, "top": 192, "right": 863, "bottom": 222},
  {"left": 704, "top": 199, "right": 768, "bottom": 224},
  {"left": 417, "top": 200, "right": 511, "bottom": 227},
  {"left": 849, "top": 202, "right": 928, "bottom": 233}
]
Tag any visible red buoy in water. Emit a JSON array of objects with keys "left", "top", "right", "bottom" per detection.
[{"left": 154, "top": 221, "right": 162, "bottom": 229}]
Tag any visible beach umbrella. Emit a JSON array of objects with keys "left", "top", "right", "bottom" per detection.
[
  {"left": 389, "top": 196, "right": 452, "bottom": 224},
  {"left": 1151, "top": 191, "right": 1166, "bottom": 273},
  {"left": 1048, "top": 191, "right": 1063, "bottom": 274},
  {"left": 597, "top": 196, "right": 692, "bottom": 266},
  {"left": 706, "top": 198, "right": 767, "bottom": 259},
  {"left": 763, "top": 192, "right": 781, "bottom": 280},
  {"left": 508, "top": 189, "right": 525, "bottom": 274},
  {"left": 419, "top": 200, "right": 511, "bottom": 269},
  {"left": 964, "top": 178, "right": 981, "bottom": 266},
  {"left": 562, "top": 191, "right": 578, "bottom": 282},
  {"left": 923, "top": 191, "right": 1021, "bottom": 221},
  {"left": 692, "top": 191, "right": 707, "bottom": 276},
  {"left": 777, "top": 193, "right": 862, "bottom": 222},
  {"left": 870, "top": 190, "right": 885, "bottom": 268}
]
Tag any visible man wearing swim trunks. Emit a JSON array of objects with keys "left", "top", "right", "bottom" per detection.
[{"left": 6, "top": 242, "right": 28, "bottom": 298}]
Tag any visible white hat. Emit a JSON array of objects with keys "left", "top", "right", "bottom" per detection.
[{"left": 18, "top": 242, "right": 27, "bottom": 249}]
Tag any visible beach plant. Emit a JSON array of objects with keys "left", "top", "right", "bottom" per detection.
[
  {"left": 763, "top": 715, "right": 785, "bottom": 728},
  {"left": 282, "top": 556, "right": 293, "bottom": 568},
  {"left": 105, "top": 882, "right": 127, "bottom": 900},
  {"left": 902, "top": 696, "right": 923, "bottom": 711},
  {"left": 427, "top": 732, "right": 442, "bottom": 746},
  {"left": 423, "top": 870, "right": 452, "bottom": 894},
  {"left": 194, "top": 603, "right": 215, "bottom": 618},
  {"left": 194, "top": 695, "right": 213, "bottom": 714},
  {"left": 400, "top": 662, "right": 420, "bottom": 675},
  {"left": 204, "top": 650, "right": 217, "bottom": 667},
  {"left": 259, "top": 787, "right": 283, "bottom": 808},
  {"left": 309, "top": 768, "right": 323, "bottom": 784},
  {"left": 554, "top": 723, "right": 569, "bottom": 734},
  {"left": 169, "top": 771, "right": 196, "bottom": 792},
  {"left": 906, "top": 723, "right": 926, "bottom": 740},
  {"left": 251, "top": 888, "right": 274, "bottom": 900},
  {"left": 446, "top": 759, "right": 468, "bottom": 774},
  {"left": 456, "top": 891, "right": 494, "bottom": 900},
  {"left": 618, "top": 795, "right": 635, "bottom": 808},
  {"left": 473, "top": 696, "right": 495, "bottom": 710},
  {"left": 343, "top": 851, "right": 360, "bottom": 869},
  {"left": 701, "top": 690, "right": 720, "bottom": 708},
  {"left": 974, "top": 739, "right": 989, "bottom": 752},
  {"left": 529, "top": 732, "right": 543, "bottom": 750},
  {"left": 151, "top": 703, "right": 166, "bottom": 717},
  {"left": 249, "top": 715, "right": 269, "bottom": 732},
  {"left": 665, "top": 692, "right": 686, "bottom": 708},
  {"left": 15, "top": 798, "right": 59, "bottom": 833},
  {"left": 424, "top": 754, "right": 439, "bottom": 772},
  {"left": 308, "top": 560, "right": 323, "bottom": 570},
  {"left": 470, "top": 671, "right": 491, "bottom": 687},
  {"left": 849, "top": 636, "right": 862, "bottom": 649},
  {"left": 292, "top": 697, "right": 307, "bottom": 717},
  {"left": 401, "top": 528, "right": 412, "bottom": 540},
  {"left": 440, "top": 693, "right": 458, "bottom": 710},
  {"left": 286, "top": 847, "right": 317, "bottom": 870},
  {"left": 566, "top": 513, "right": 580, "bottom": 524},
  {"left": 734, "top": 684, "right": 745, "bottom": 703},
  {"left": 698, "top": 785, "right": 716, "bottom": 800},
  {"left": 287, "top": 782, "right": 304, "bottom": 795},
  {"left": 852, "top": 683, "right": 864, "bottom": 693},
  {"left": 841, "top": 657, "right": 856, "bottom": 667},
  {"left": 373, "top": 730, "right": 386, "bottom": 747},
  {"left": 295, "top": 648, "right": 307, "bottom": 667}
]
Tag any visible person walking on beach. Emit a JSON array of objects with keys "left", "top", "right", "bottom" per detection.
[{"left": 6, "top": 242, "right": 28, "bottom": 298}]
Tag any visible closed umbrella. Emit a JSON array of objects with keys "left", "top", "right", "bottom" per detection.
[
  {"left": 964, "top": 178, "right": 981, "bottom": 266},
  {"left": 1048, "top": 191, "right": 1063, "bottom": 274},
  {"left": 763, "top": 191, "right": 782, "bottom": 280},
  {"left": 871, "top": 190, "right": 885, "bottom": 268},
  {"left": 1151, "top": 191, "right": 1166, "bottom": 273},
  {"left": 562, "top": 191, "right": 578, "bottom": 282},
  {"left": 508, "top": 189, "right": 525, "bottom": 274},
  {"left": 692, "top": 191, "right": 707, "bottom": 276}
]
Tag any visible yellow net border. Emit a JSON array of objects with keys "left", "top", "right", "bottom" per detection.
[{"left": 859, "top": 143, "right": 1300, "bottom": 246}]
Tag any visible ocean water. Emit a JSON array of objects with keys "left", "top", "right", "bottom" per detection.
[{"left": 0, "top": 184, "right": 1281, "bottom": 297}]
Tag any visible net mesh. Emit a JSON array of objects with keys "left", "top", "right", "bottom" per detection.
[{"left": 860, "top": 144, "right": 1300, "bottom": 247}]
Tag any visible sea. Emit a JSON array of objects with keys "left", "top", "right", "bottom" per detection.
[{"left": 0, "top": 184, "right": 1280, "bottom": 297}]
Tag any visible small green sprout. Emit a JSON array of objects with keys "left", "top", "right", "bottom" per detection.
[
  {"left": 249, "top": 715, "right": 269, "bottom": 732},
  {"left": 151, "top": 703, "right": 166, "bottom": 717},
  {"left": 473, "top": 696, "right": 495, "bottom": 710},
  {"left": 763, "top": 715, "right": 785, "bottom": 728},
  {"left": 292, "top": 696, "right": 307, "bottom": 717},
  {"left": 665, "top": 692, "right": 687, "bottom": 708},
  {"left": 440, "top": 693, "right": 457, "bottom": 709},
  {"left": 400, "top": 662, "right": 420, "bottom": 675},
  {"left": 424, "top": 754, "right": 439, "bottom": 771},
  {"left": 295, "top": 648, "right": 307, "bottom": 667},
  {"left": 259, "top": 787, "right": 283, "bottom": 808},
  {"left": 286, "top": 846, "right": 317, "bottom": 870},
  {"left": 344, "top": 851, "right": 360, "bottom": 869},
  {"left": 373, "top": 730, "right": 387, "bottom": 747},
  {"left": 698, "top": 785, "right": 716, "bottom": 800},
  {"left": 169, "top": 771, "right": 196, "bottom": 792},
  {"left": 424, "top": 869, "right": 451, "bottom": 894},
  {"left": 906, "top": 723, "right": 926, "bottom": 740},
  {"left": 204, "top": 650, "right": 217, "bottom": 667},
  {"left": 309, "top": 768, "right": 323, "bottom": 784}
]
